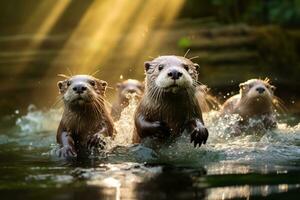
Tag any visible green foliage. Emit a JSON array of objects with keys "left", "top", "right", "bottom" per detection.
[
  {"left": 245, "top": 0, "right": 300, "bottom": 25},
  {"left": 177, "top": 37, "right": 191, "bottom": 49},
  {"left": 179, "top": 0, "right": 300, "bottom": 26}
]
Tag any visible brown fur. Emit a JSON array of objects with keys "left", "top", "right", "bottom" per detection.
[
  {"left": 222, "top": 78, "right": 278, "bottom": 131},
  {"left": 133, "top": 55, "right": 208, "bottom": 147},
  {"left": 56, "top": 75, "right": 114, "bottom": 157}
]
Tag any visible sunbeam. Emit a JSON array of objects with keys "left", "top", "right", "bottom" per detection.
[{"left": 14, "top": 0, "right": 71, "bottom": 74}]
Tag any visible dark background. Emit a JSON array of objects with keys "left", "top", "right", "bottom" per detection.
[{"left": 0, "top": 0, "right": 299, "bottom": 116}]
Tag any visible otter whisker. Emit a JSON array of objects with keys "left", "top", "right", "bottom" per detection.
[
  {"left": 189, "top": 56, "right": 199, "bottom": 60},
  {"left": 195, "top": 80, "right": 205, "bottom": 87},
  {"left": 57, "top": 74, "right": 70, "bottom": 79},
  {"left": 151, "top": 87, "right": 161, "bottom": 103},
  {"left": 183, "top": 49, "right": 190, "bottom": 58},
  {"left": 51, "top": 96, "right": 64, "bottom": 109},
  {"left": 156, "top": 88, "right": 162, "bottom": 103},
  {"left": 155, "top": 88, "right": 161, "bottom": 103},
  {"left": 90, "top": 69, "right": 101, "bottom": 77},
  {"left": 106, "top": 86, "right": 114, "bottom": 90},
  {"left": 97, "top": 96, "right": 112, "bottom": 108}
]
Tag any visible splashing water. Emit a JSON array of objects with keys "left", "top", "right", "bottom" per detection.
[
  {"left": 2, "top": 99, "right": 300, "bottom": 199},
  {"left": 16, "top": 104, "right": 62, "bottom": 135},
  {"left": 113, "top": 93, "right": 139, "bottom": 146},
  {"left": 11, "top": 100, "right": 300, "bottom": 169}
]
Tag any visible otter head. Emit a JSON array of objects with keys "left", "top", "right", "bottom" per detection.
[
  {"left": 57, "top": 75, "right": 108, "bottom": 110},
  {"left": 239, "top": 78, "right": 276, "bottom": 105},
  {"left": 116, "top": 79, "right": 144, "bottom": 103},
  {"left": 144, "top": 55, "right": 200, "bottom": 93}
]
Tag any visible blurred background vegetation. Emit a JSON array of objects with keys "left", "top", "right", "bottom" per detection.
[{"left": 0, "top": 0, "right": 299, "bottom": 116}]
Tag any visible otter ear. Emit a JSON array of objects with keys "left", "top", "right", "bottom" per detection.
[
  {"left": 194, "top": 63, "right": 200, "bottom": 71},
  {"left": 239, "top": 83, "right": 246, "bottom": 89},
  {"left": 270, "top": 85, "right": 276, "bottom": 91},
  {"left": 100, "top": 80, "right": 108, "bottom": 88},
  {"left": 144, "top": 61, "right": 152, "bottom": 72},
  {"left": 97, "top": 80, "right": 108, "bottom": 95},
  {"left": 57, "top": 81, "right": 63, "bottom": 90},
  {"left": 57, "top": 81, "right": 66, "bottom": 93}
]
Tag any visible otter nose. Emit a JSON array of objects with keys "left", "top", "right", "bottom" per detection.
[
  {"left": 167, "top": 70, "right": 183, "bottom": 80},
  {"left": 256, "top": 87, "right": 265, "bottom": 94},
  {"left": 72, "top": 84, "right": 87, "bottom": 94}
]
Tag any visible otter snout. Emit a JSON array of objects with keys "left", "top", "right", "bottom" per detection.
[
  {"left": 72, "top": 83, "right": 87, "bottom": 94},
  {"left": 155, "top": 66, "right": 193, "bottom": 90},
  {"left": 167, "top": 69, "right": 183, "bottom": 80},
  {"left": 256, "top": 87, "right": 265, "bottom": 94}
]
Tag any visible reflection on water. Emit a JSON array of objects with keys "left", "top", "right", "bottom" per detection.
[
  {"left": 206, "top": 184, "right": 300, "bottom": 200},
  {"left": 0, "top": 96, "right": 300, "bottom": 199}
]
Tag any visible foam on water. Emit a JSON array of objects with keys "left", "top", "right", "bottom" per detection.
[
  {"left": 16, "top": 104, "right": 62, "bottom": 135},
  {"left": 1, "top": 95, "right": 300, "bottom": 199},
  {"left": 6, "top": 95, "right": 300, "bottom": 172}
]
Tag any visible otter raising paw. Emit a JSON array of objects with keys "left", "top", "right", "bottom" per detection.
[
  {"left": 190, "top": 126, "right": 209, "bottom": 147},
  {"left": 87, "top": 133, "right": 106, "bottom": 150},
  {"left": 56, "top": 145, "right": 77, "bottom": 158},
  {"left": 187, "top": 119, "right": 209, "bottom": 147}
]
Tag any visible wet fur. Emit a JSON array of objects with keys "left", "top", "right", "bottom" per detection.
[
  {"left": 56, "top": 75, "right": 114, "bottom": 156},
  {"left": 222, "top": 78, "right": 279, "bottom": 132},
  {"left": 134, "top": 55, "right": 208, "bottom": 146}
]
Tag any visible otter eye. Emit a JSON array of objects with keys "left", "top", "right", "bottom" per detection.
[
  {"left": 158, "top": 64, "right": 164, "bottom": 71},
  {"left": 67, "top": 81, "right": 71, "bottom": 87},
  {"left": 183, "top": 64, "right": 189, "bottom": 71},
  {"left": 90, "top": 80, "right": 96, "bottom": 86}
]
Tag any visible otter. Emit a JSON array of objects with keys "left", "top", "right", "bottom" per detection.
[
  {"left": 133, "top": 55, "right": 209, "bottom": 147},
  {"left": 56, "top": 75, "right": 114, "bottom": 158},
  {"left": 111, "top": 79, "right": 144, "bottom": 121},
  {"left": 221, "top": 78, "right": 279, "bottom": 132}
]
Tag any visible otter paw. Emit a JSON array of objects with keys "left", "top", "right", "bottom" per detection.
[
  {"left": 56, "top": 146, "right": 77, "bottom": 158},
  {"left": 190, "top": 126, "right": 209, "bottom": 147},
  {"left": 87, "top": 134, "right": 106, "bottom": 150}
]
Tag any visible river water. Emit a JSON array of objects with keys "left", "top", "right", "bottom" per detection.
[{"left": 0, "top": 96, "right": 300, "bottom": 200}]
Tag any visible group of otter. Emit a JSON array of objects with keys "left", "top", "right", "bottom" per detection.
[{"left": 56, "top": 55, "right": 279, "bottom": 158}]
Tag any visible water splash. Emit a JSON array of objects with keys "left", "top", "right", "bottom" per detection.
[
  {"left": 6, "top": 102, "right": 300, "bottom": 173},
  {"left": 16, "top": 104, "right": 62, "bottom": 134},
  {"left": 113, "top": 93, "right": 139, "bottom": 146}
]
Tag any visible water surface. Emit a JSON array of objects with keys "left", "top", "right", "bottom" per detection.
[{"left": 0, "top": 98, "right": 300, "bottom": 200}]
